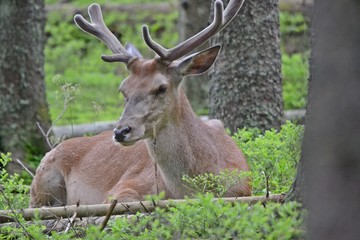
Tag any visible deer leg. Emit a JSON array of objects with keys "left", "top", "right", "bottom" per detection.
[
  {"left": 105, "top": 179, "right": 154, "bottom": 203},
  {"left": 30, "top": 160, "right": 66, "bottom": 207}
]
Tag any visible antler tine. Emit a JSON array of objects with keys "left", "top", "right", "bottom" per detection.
[
  {"left": 74, "top": 3, "right": 133, "bottom": 63},
  {"left": 143, "top": 0, "right": 245, "bottom": 63},
  {"left": 142, "top": 0, "right": 223, "bottom": 61},
  {"left": 223, "top": 0, "right": 245, "bottom": 28}
]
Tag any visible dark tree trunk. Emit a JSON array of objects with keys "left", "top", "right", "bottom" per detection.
[
  {"left": 285, "top": 29, "right": 315, "bottom": 205},
  {"left": 0, "top": 0, "right": 51, "bottom": 165},
  {"left": 209, "top": 0, "right": 284, "bottom": 133},
  {"left": 178, "top": 0, "right": 211, "bottom": 113},
  {"left": 285, "top": 152, "right": 305, "bottom": 203},
  {"left": 300, "top": 0, "right": 360, "bottom": 239}
]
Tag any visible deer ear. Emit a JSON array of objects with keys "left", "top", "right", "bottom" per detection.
[{"left": 176, "top": 45, "right": 221, "bottom": 76}]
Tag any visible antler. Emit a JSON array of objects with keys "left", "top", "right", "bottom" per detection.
[
  {"left": 74, "top": 3, "right": 135, "bottom": 63},
  {"left": 143, "top": 0, "right": 245, "bottom": 62}
]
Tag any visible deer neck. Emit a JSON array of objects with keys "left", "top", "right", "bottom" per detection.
[{"left": 145, "top": 88, "right": 205, "bottom": 198}]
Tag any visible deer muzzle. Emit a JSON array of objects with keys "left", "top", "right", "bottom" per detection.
[{"left": 113, "top": 126, "right": 132, "bottom": 143}]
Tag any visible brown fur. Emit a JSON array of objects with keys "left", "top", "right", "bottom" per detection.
[{"left": 30, "top": 131, "right": 169, "bottom": 207}]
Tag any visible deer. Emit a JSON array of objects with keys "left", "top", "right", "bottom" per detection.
[{"left": 30, "top": 0, "right": 251, "bottom": 207}]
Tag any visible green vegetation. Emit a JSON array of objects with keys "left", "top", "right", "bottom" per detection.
[
  {"left": 0, "top": 153, "right": 30, "bottom": 210},
  {"left": 282, "top": 53, "right": 309, "bottom": 109},
  {"left": 234, "top": 121, "right": 303, "bottom": 196},
  {"left": 280, "top": 12, "right": 308, "bottom": 35},
  {"left": 280, "top": 11, "right": 310, "bottom": 110},
  {"left": 105, "top": 195, "right": 304, "bottom": 239},
  {"left": 0, "top": 122, "right": 305, "bottom": 238},
  {"left": 1, "top": 193, "right": 305, "bottom": 239},
  {"left": 182, "top": 169, "right": 249, "bottom": 198}
]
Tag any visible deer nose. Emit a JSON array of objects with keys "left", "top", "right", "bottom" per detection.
[{"left": 113, "top": 126, "right": 132, "bottom": 142}]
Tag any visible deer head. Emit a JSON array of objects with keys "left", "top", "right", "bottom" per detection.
[{"left": 74, "top": 0, "right": 245, "bottom": 146}]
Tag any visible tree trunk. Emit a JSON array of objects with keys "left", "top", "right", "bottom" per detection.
[
  {"left": 285, "top": 152, "right": 305, "bottom": 203},
  {"left": 178, "top": 0, "right": 211, "bottom": 113},
  {"left": 301, "top": 0, "right": 360, "bottom": 239},
  {"left": 209, "top": 0, "right": 284, "bottom": 133},
  {"left": 0, "top": 0, "right": 51, "bottom": 166}
]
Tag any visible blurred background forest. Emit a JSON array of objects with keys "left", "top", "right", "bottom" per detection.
[{"left": 44, "top": 0, "right": 310, "bottom": 126}]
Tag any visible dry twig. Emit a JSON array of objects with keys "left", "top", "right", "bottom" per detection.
[
  {"left": 99, "top": 199, "right": 117, "bottom": 231},
  {"left": 16, "top": 159, "right": 35, "bottom": 178},
  {"left": 64, "top": 212, "right": 77, "bottom": 233}
]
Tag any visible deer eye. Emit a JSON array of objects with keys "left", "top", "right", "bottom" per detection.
[{"left": 154, "top": 84, "right": 168, "bottom": 96}]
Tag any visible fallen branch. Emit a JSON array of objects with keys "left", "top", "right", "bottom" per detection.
[
  {"left": 1, "top": 215, "right": 137, "bottom": 233},
  {"left": 53, "top": 110, "right": 305, "bottom": 139},
  {"left": 0, "top": 195, "right": 284, "bottom": 223}
]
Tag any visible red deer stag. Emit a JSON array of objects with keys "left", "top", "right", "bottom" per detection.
[{"left": 30, "top": 0, "right": 250, "bottom": 207}]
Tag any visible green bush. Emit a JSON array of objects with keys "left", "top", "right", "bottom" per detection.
[
  {"left": 107, "top": 194, "right": 304, "bottom": 239},
  {"left": 0, "top": 153, "right": 30, "bottom": 210},
  {"left": 182, "top": 169, "right": 249, "bottom": 198},
  {"left": 178, "top": 121, "right": 303, "bottom": 197},
  {"left": 233, "top": 121, "right": 304, "bottom": 196},
  {"left": 1, "top": 195, "right": 304, "bottom": 239},
  {"left": 0, "top": 153, "right": 34, "bottom": 239}
]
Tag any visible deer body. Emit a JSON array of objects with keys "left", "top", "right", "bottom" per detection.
[
  {"left": 30, "top": 131, "right": 167, "bottom": 207},
  {"left": 144, "top": 86, "right": 249, "bottom": 198},
  {"left": 30, "top": 0, "right": 251, "bottom": 207}
]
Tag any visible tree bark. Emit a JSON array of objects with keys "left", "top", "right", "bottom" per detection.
[
  {"left": 301, "top": 0, "right": 360, "bottom": 239},
  {"left": 285, "top": 152, "right": 305, "bottom": 203},
  {"left": 178, "top": 0, "right": 211, "bottom": 113},
  {"left": 209, "top": 0, "right": 284, "bottom": 133},
  {"left": 0, "top": 0, "right": 51, "bottom": 165}
]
